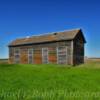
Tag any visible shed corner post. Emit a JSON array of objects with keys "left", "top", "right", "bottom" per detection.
[{"left": 71, "top": 40, "right": 74, "bottom": 65}]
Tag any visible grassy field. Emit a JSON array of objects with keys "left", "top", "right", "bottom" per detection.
[{"left": 0, "top": 62, "right": 100, "bottom": 100}]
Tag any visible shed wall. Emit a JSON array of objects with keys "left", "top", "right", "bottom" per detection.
[
  {"left": 9, "top": 41, "right": 72, "bottom": 64},
  {"left": 73, "top": 32, "right": 85, "bottom": 65}
]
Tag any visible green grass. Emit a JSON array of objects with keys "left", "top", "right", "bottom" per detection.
[{"left": 0, "top": 62, "right": 100, "bottom": 100}]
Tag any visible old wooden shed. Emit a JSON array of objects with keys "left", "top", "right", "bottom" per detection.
[{"left": 8, "top": 29, "right": 86, "bottom": 65}]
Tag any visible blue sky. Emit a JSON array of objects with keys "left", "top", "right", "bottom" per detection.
[{"left": 0, "top": 0, "right": 100, "bottom": 58}]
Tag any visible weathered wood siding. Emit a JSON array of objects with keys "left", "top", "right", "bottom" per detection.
[
  {"left": 20, "top": 47, "right": 28, "bottom": 64},
  {"left": 73, "top": 32, "right": 84, "bottom": 65},
  {"left": 34, "top": 49, "right": 42, "bottom": 64},
  {"left": 48, "top": 47, "right": 57, "bottom": 64},
  {"left": 9, "top": 47, "right": 14, "bottom": 64},
  {"left": 9, "top": 40, "right": 72, "bottom": 64}
]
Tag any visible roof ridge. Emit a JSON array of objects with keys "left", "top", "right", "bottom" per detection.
[
  {"left": 30, "top": 28, "right": 81, "bottom": 38},
  {"left": 40, "top": 28, "right": 81, "bottom": 35},
  {"left": 13, "top": 28, "right": 81, "bottom": 40},
  {"left": 9, "top": 28, "right": 84, "bottom": 46}
]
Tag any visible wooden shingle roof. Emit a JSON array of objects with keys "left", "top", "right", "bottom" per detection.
[{"left": 9, "top": 29, "right": 86, "bottom": 46}]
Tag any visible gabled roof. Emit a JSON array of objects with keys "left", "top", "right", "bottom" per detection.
[{"left": 9, "top": 29, "right": 86, "bottom": 47}]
